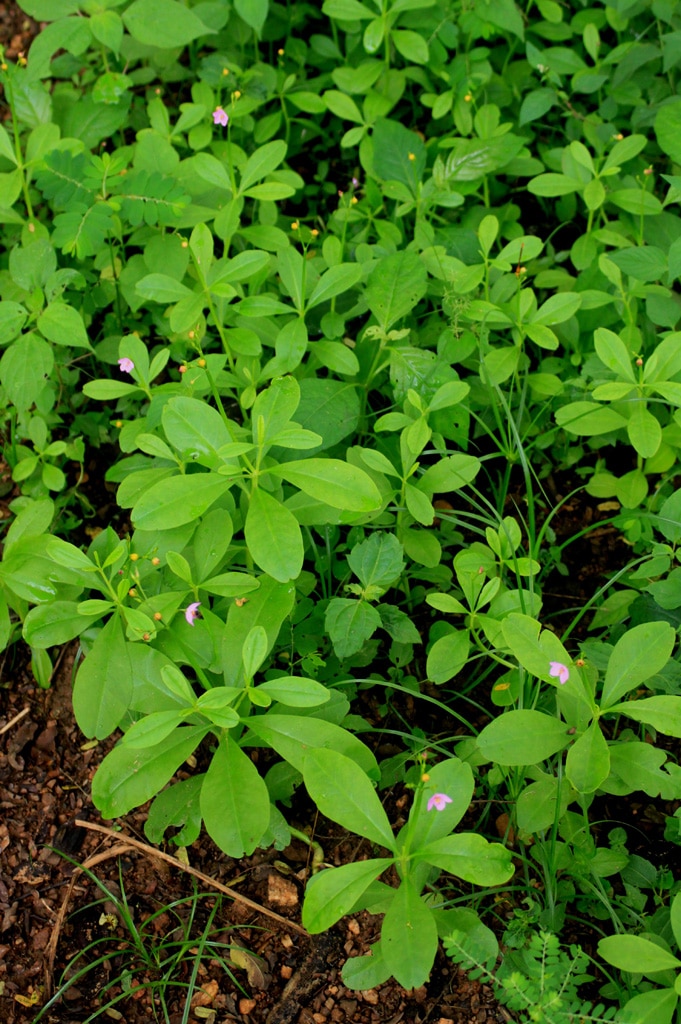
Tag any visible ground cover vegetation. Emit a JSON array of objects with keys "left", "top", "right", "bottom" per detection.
[{"left": 3, "top": 0, "right": 681, "bottom": 1018}]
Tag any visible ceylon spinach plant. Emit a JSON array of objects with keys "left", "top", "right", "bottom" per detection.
[{"left": 4, "top": 0, "right": 681, "bottom": 1005}]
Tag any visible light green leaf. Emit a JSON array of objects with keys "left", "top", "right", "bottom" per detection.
[
  {"left": 245, "top": 487, "right": 304, "bottom": 582},
  {"left": 303, "top": 859, "right": 387, "bottom": 933},
  {"left": 122, "top": 0, "right": 214, "bottom": 47},
  {"left": 131, "top": 473, "right": 227, "bottom": 530},
  {"left": 608, "top": 696, "right": 681, "bottom": 738},
  {"left": 382, "top": 881, "right": 437, "bottom": 989},
  {"left": 240, "top": 139, "right": 287, "bottom": 192},
  {"left": 477, "top": 710, "right": 571, "bottom": 765},
  {"left": 565, "top": 722, "right": 610, "bottom": 794},
  {"left": 201, "top": 735, "right": 271, "bottom": 857},
  {"left": 598, "top": 934, "right": 681, "bottom": 975},
  {"left": 268, "top": 458, "right": 381, "bottom": 511},
  {"left": 426, "top": 630, "right": 470, "bottom": 683},
  {"left": 73, "top": 616, "right": 132, "bottom": 739},
  {"left": 92, "top": 726, "right": 205, "bottom": 817},
  {"left": 303, "top": 748, "right": 395, "bottom": 849},
  {"left": 416, "top": 833, "right": 514, "bottom": 885},
  {"left": 601, "top": 621, "right": 675, "bottom": 708}
]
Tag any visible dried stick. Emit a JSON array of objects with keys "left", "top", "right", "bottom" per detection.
[
  {"left": 0, "top": 706, "right": 30, "bottom": 736},
  {"left": 45, "top": 842, "right": 136, "bottom": 995},
  {"left": 75, "top": 819, "right": 308, "bottom": 935}
]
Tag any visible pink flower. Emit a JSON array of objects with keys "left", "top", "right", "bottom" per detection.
[
  {"left": 427, "top": 793, "right": 452, "bottom": 812},
  {"left": 212, "top": 107, "right": 228, "bottom": 127},
  {"left": 118, "top": 357, "right": 134, "bottom": 373},
  {"left": 185, "top": 602, "right": 201, "bottom": 626},
  {"left": 549, "top": 661, "right": 569, "bottom": 685}
]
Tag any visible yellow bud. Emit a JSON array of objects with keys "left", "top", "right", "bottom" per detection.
[
  {"left": 464, "top": 93, "right": 472, "bottom": 102},
  {"left": 153, "top": 612, "right": 163, "bottom": 621},
  {"left": 421, "top": 773, "right": 430, "bottom": 782},
  {"left": 233, "top": 90, "right": 241, "bottom": 99},
  {"left": 222, "top": 67, "right": 229, "bottom": 75},
  {"left": 130, "top": 553, "right": 139, "bottom": 562},
  {"left": 181, "top": 240, "right": 188, "bottom": 248},
  {"left": 114, "top": 419, "right": 123, "bottom": 428},
  {"left": 198, "top": 358, "right": 206, "bottom": 367},
  {"left": 408, "top": 152, "right": 416, "bottom": 161},
  {"left": 151, "top": 557, "right": 160, "bottom": 566},
  {"left": 291, "top": 221, "right": 299, "bottom": 230},
  {"left": 128, "top": 588, "right": 137, "bottom": 597},
  {"left": 278, "top": 48, "right": 285, "bottom": 55},
  {"left": 311, "top": 228, "right": 319, "bottom": 236}
]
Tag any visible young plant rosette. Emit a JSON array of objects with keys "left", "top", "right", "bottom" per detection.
[{"left": 301, "top": 750, "right": 514, "bottom": 990}]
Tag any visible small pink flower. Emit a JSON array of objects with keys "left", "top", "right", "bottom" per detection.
[
  {"left": 427, "top": 793, "right": 452, "bottom": 812},
  {"left": 185, "top": 602, "right": 201, "bottom": 626},
  {"left": 212, "top": 107, "right": 228, "bottom": 127},
  {"left": 549, "top": 661, "right": 569, "bottom": 685},
  {"left": 118, "top": 357, "right": 134, "bottom": 373},
  {"left": 351, "top": 176, "right": 360, "bottom": 188}
]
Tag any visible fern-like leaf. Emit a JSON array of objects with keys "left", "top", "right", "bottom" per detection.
[
  {"left": 116, "top": 170, "right": 189, "bottom": 226},
  {"left": 52, "top": 202, "right": 115, "bottom": 258}
]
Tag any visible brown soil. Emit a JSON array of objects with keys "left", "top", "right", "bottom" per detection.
[{"left": 0, "top": 647, "right": 513, "bottom": 1024}]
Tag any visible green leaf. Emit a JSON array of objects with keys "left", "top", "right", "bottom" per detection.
[
  {"left": 372, "top": 118, "right": 426, "bottom": 190},
  {"left": 347, "top": 533, "right": 404, "bottom": 591},
  {"left": 234, "top": 0, "right": 268, "bottom": 34},
  {"left": 565, "top": 722, "right": 610, "bottom": 794},
  {"left": 655, "top": 99, "right": 681, "bottom": 165},
  {"left": 426, "top": 630, "right": 470, "bottom": 683},
  {"left": 418, "top": 454, "right": 481, "bottom": 493},
  {"left": 598, "top": 934, "right": 681, "bottom": 975},
  {"left": 527, "top": 173, "right": 583, "bottom": 196},
  {"left": 322, "top": 0, "right": 375, "bottom": 17},
  {"left": 131, "top": 473, "right": 227, "bottom": 530},
  {"left": 555, "top": 401, "right": 627, "bottom": 436},
  {"left": 382, "top": 880, "right": 438, "bottom": 989},
  {"left": 594, "top": 327, "right": 636, "bottom": 381},
  {"left": 303, "top": 859, "right": 388, "bottom": 933},
  {"left": 324, "top": 90, "right": 365, "bottom": 124},
  {"left": 122, "top": 709, "right": 187, "bottom": 749},
  {"left": 0, "top": 335, "right": 54, "bottom": 412},
  {"left": 608, "top": 189, "right": 663, "bottom": 216},
  {"left": 256, "top": 676, "right": 330, "bottom": 708},
  {"left": 406, "top": 758, "right": 474, "bottom": 848},
  {"left": 417, "top": 833, "right": 514, "bottom": 886},
  {"left": 241, "top": 625, "right": 269, "bottom": 679},
  {"left": 201, "top": 735, "right": 271, "bottom": 857},
  {"left": 240, "top": 139, "right": 287, "bottom": 192},
  {"left": 392, "top": 29, "right": 429, "bottom": 64},
  {"left": 245, "top": 486, "right": 304, "bottom": 582},
  {"left": 325, "top": 598, "right": 381, "bottom": 659},
  {"left": 136, "top": 273, "right": 193, "bottom": 303},
  {"left": 530, "top": 292, "right": 581, "bottom": 326},
  {"left": 23, "top": 600, "right": 101, "bottom": 649},
  {"left": 601, "top": 621, "right": 675, "bottom": 708},
  {"left": 366, "top": 250, "right": 426, "bottom": 327},
  {"left": 73, "top": 616, "right": 132, "bottom": 739},
  {"left": 268, "top": 458, "right": 381, "bottom": 511},
  {"left": 83, "top": 379, "right": 142, "bottom": 400},
  {"left": 145, "top": 776, "right": 203, "bottom": 847},
  {"left": 37, "top": 302, "right": 91, "bottom": 349},
  {"left": 477, "top": 710, "right": 571, "bottom": 765},
  {"left": 122, "top": 0, "right": 214, "bottom": 47},
  {"left": 247, "top": 713, "right": 378, "bottom": 778},
  {"left": 92, "top": 726, "right": 205, "bottom": 817},
  {"left": 627, "top": 402, "right": 661, "bottom": 459},
  {"left": 303, "top": 748, "right": 395, "bottom": 849},
  {"left": 615, "top": 989, "right": 678, "bottom": 1024},
  {"left": 307, "top": 264, "right": 363, "bottom": 310},
  {"left": 163, "top": 396, "right": 232, "bottom": 464},
  {"left": 609, "top": 696, "right": 681, "bottom": 738},
  {"left": 609, "top": 246, "right": 667, "bottom": 282}
]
